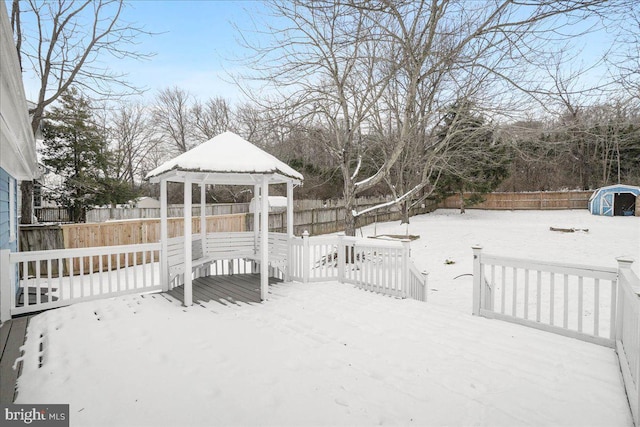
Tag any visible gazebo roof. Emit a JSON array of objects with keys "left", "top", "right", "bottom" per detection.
[{"left": 146, "top": 131, "right": 303, "bottom": 185}]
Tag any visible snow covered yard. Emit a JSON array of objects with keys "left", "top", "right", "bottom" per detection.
[
  {"left": 364, "top": 209, "right": 640, "bottom": 313},
  {"left": 14, "top": 209, "right": 638, "bottom": 426}
]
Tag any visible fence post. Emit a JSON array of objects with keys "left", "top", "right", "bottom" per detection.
[
  {"left": 402, "top": 240, "right": 410, "bottom": 298},
  {"left": 337, "top": 233, "right": 345, "bottom": 283},
  {"left": 472, "top": 245, "right": 483, "bottom": 316},
  {"left": 1, "top": 249, "right": 12, "bottom": 322},
  {"left": 302, "top": 230, "right": 310, "bottom": 283}
]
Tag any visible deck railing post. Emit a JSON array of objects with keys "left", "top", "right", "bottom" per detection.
[
  {"left": 615, "top": 257, "right": 634, "bottom": 342},
  {"left": 402, "top": 240, "right": 410, "bottom": 298},
  {"left": 302, "top": 230, "right": 310, "bottom": 283},
  {"left": 337, "top": 233, "right": 345, "bottom": 284},
  {"left": 1, "top": 249, "right": 12, "bottom": 322},
  {"left": 616, "top": 256, "right": 638, "bottom": 427},
  {"left": 472, "top": 245, "right": 483, "bottom": 316},
  {"left": 422, "top": 271, "right": 429, "bottom": 302}
]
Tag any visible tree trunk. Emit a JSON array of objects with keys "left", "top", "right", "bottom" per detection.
[
  {"left": 459, "top": 192, "right": 466, "bottom": 214},
  {"left": 20, "top": 180, "right": 34, "bottom": 224},
  {"left": 400, "top": 200, "right": 410, "bottom": 224},
  {"left": 343, "top": 182, "right": 357, "bottom": 236}
]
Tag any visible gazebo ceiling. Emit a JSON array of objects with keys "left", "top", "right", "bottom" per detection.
[{"left": 145, "top": 131, "right": 304, "bottom": 185}]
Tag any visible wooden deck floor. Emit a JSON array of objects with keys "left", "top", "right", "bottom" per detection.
[
  {"left": 0, "top": 315, "right": 32, "bottom": 403},
  {"left": 164, "top": 274, "right": 283, "bottom": 305}
]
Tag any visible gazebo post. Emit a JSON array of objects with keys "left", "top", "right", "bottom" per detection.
[
  {"left": 200, "top": 182, "right": 206, "bottom": 253},
  {"left": 260, "top": 175, "right": 269, "bottom": 301},
  {"left": 286, "top": 181, "right": 294, "bottom": 237},
  {"left": 253, "top": 184, "right": 260, "bottom": 262},
  {"left": 160, "top": 179, "right": 168, "bottom": 291},
  {"left": 184, "top": 177, "right": 193, "bottom": 307},
  {"left": 285, "top": 181, "right": 294, "bottom": 282}
]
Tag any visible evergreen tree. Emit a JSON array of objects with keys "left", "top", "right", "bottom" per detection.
[
  {"left": 42, "top": 89, "right": 133, "bottom": 221},
  {"left": 435, "top": 103, "right": 512, "bottom": 212}
]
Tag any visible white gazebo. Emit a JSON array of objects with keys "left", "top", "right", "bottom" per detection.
[{"left": 145, "top": 131, "right": 303, "bottom": 306}]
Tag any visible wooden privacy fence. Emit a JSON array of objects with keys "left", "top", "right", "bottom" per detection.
[
  {"left": 440, "top": 191, "right": 592, "bottom": 210},
  {"left": 36, "top": 197, "right": 400, "bottom": 223},
  {"left": 62, "top": 213, "right": 246, "bottom": 248},
  {"left": 84, "top": 203, "right": 250, "bottom": 223},
  {"left": 247, "top": 203, "right": 436, "bottom": 236},
  {"left": 471, "top": 248, "right": 640, "bottom": 426},
  {"left": 18, "top": 214, "right": 246, "bottom": 276}
]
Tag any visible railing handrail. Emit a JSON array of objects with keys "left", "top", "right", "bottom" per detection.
[
  {"left": 9, "top": 242, "right": 162, "bottom": 262},
  {"left": 480, "top": 253, "right": 618, "bottom": 280}
]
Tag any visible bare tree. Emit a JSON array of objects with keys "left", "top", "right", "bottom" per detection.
[
  {"left": 109, "top": 102, "right": 158, "bottom": 187},
  {"left": 241, "top": 0, "right": 609, "bottom": 234},
  {"left": 11, "top": 0, "right": 152, "bottom": 223},
  {"left": 192, "top": 96, "right": 233, "bottom": 140},
  {"left": 609, "top": 2, "right": 640, "bottom": 101},
  {"left": 12, "top": 0, "right": 152, "bottom": 135},
  {"left": 241, "top": 1, "right": 394, "bottom": 234},
  {"left": 151, "top": 87, "right": 194, "bottom": 154}
]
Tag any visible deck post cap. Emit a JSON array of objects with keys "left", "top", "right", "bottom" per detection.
[{"left": 616, "top": 256, "right": 635, "bottom": 267}]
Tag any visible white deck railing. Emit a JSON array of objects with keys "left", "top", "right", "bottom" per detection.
[
  {"left": 0, "top": 243, "right": 161, "bottom": 320},
  {"left": 290, "top": 232, "right": 427, "bottom": 301},
  {"left": 0, "top": 231, "right": 427, "bottom": 320},
  {"left": 472, "top": 246, "right": 619, "bottom": 347},
  {"left": 472, "top": 247, "right": 639, "bottom": 427},
  {"left": 616, "top": 259, "right": 640, "bottom": 427}
]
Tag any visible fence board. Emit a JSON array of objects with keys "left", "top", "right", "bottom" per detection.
[
  {"left": 56, "top": 214, "right": 245, "bottom": 272},
  {"left": 439, "top": 191, "right": 592, "bottom": 210}
]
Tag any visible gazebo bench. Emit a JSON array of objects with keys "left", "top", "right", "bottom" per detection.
[{"left": 167, "top": 236, "right": 214, "bottom": 284}]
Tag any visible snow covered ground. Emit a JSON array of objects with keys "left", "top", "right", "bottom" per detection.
[
  {"left": 366, "top": 209, "right": 639, "bottom": 313},
  {"left": 14, "top": 209, "right": 639, "bottom": 426}
]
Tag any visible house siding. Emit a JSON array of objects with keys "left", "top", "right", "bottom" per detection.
[{"left": 0, "top": 166, "right": 17, "bottom": 252}]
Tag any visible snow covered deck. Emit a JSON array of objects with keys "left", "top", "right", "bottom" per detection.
[
  {"left": 15, "top": 281, "right": 631, "bottom": 426},
  {"left": 164, "top": 274, "right": 283, "bottom": 306},
  {"left": 0, "top": 315, "right": 30, "bottom": 403}
]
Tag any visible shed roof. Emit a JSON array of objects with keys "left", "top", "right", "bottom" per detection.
[
  {"left": 145, "top": 131, "right": 303, "bottom": 185},
  {"left": 589, "top": 184, "right": 640, "bottom": 201}
]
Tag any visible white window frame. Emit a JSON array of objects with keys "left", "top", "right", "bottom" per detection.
[{"left": 9, "top": 177, "right": 16, "bottom": 242}]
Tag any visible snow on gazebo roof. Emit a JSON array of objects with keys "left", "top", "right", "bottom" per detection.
[{"left": 145, "top": 131, "right": 303, "bottom": 184}]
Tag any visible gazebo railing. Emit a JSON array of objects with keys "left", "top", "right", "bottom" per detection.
[{"left": 166, "top": 232, "right": 290, "bottom": 289}]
